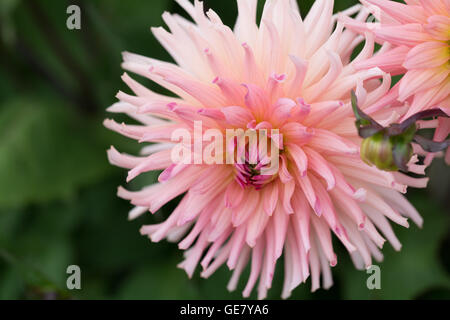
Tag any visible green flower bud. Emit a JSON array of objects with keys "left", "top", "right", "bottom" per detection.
[
  {"left": 360, "top": 133, "right": 413, "bottom": 172},
  {"left": 352, "top": 88, "right": 448, "bottom": 172}
]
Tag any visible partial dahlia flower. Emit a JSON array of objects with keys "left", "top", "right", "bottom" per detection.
[
  {"left": 105, "top": 0, "right": 425, "bottom": 299},
  {"left": 342, "top": 0, "right": 450, "bottom": 164}
]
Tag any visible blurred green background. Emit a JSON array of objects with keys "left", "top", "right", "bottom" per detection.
[{"left": 0, "top": 0, "right": 449, "bottom": 300}]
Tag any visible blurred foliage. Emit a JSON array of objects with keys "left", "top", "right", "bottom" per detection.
[
  {"left": 0, "top": 97, "right": 111, "bottom": 207},
  {"left": 0, "top": 0, "right": 448, "bottom": 300},
  {"left": 337, "top": 192, "right": 450, "bottom": 299}
]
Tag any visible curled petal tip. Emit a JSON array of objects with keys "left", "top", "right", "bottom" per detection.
[
  {"left": 330, "top": 259, "right": 337, "bottom": 267},
  {"left": 314, "top": 198, "right": 322, "bottom": 216},
  {"left": 166, "top": 102, "right": 178, "bottom": 111}
]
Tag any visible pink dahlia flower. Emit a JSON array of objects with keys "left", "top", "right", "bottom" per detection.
[
  {"left": 105, "top": 0, "right": 425, "bottom": 299},
  {"left": 343, "top": 0, "right": 450, "bottom": 164}
]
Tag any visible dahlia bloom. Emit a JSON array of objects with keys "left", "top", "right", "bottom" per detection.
[
  {"left": 342, "top": 0, "right": 450, "bottom": 164},
  {"left": 105, "top": 0, "right": 425, "bottom": 299}
]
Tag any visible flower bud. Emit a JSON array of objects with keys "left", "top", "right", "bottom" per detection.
[{"left": 360, "top": 133, "right": 413, "bottom": 171}]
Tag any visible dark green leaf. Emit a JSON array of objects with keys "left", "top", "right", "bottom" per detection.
[{"left": 0, "top": 97, "right": 111, "bottom": 208}]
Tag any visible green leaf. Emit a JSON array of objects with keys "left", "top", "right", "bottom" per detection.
[
  {"left": 89, "top": 0, "right": 171, "bottom": 54},
  {"left": 0, "top": 97, "right": 111, "bottom": 208},
  {"left": 0, "top": 266, "right": 25, "bottom": 299},
  {"left": 0, "top": 247, "right": 72, "bottom": 299},
  {"left": 0, "top": 0, "right": 19, "bottom": 46},
  {"left": 116, "top": 258, "right": 201, "bottom": 299}
]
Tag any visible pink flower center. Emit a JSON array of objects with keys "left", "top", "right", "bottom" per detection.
[
  {"left": 231, "top": 132, "right": 282, "bottom": 190},
  {"left": 234, "top": 158, "right": 277, "bottom": 190}
]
